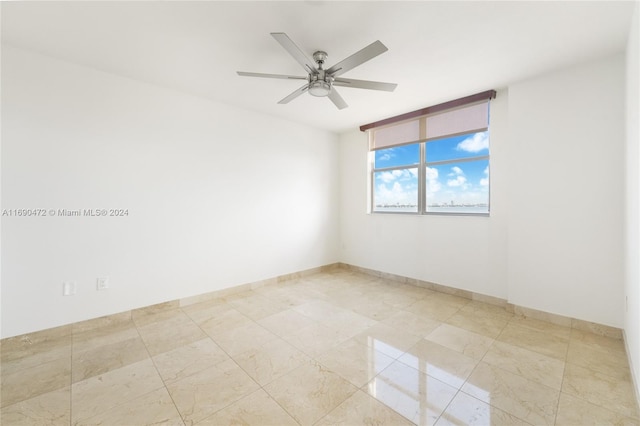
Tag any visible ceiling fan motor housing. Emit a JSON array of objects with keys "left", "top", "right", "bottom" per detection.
[{"left": 308, "top": 51, "right": 332, "bottom": 97}]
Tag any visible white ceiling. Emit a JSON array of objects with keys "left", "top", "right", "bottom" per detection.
[{"left": 1, "top": 1, "right": 635, "bottom": 133}]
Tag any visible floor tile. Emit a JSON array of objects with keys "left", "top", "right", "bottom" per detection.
[
  {"left": 569, "top": 328, "right": 627, "bottom": 354},
  {"left": 461, "top": 362, "right": 559, "bottom": 425},
  {"left": 292, "top": 300, "right": 349, "bottom": 322},
  {"left": 72, "top": 335, "right": 149, "bottom": 382},
  {"left": 132, "top": 305, "right": 183, "bottom": 328},
  {"left": 404, "top": 297, "right": 466, "bottom": 321},
  {"left": 226, "top": 292, "right": 289, "bottom": 320},
  {"left": 75, "top": 387, "right": 184, "bottom": 426},
  {"left": 562, "top": 362, "right": 639, "bottom": 419},
  {"left": 0, "top": 341, "right": 71, "bottom": 378},
  {"left": 2, "top": 268, "right": 636, "bottom": 425},
  {"left": 459, "top": 301, "right": 514, "bottom": 321},
  {"left": 316, "top": 389, "right": 414, "bottom": 426},
  {"left": 566, "top": 339, "right": 632, "bottom": 380},
  {"left": 317, "top": 338, "right": 395, "bottom": 387},
  {"left": 445, "top": 309, "right": 508, "bottom": 338},
  {"left": 497, "top": 322, "right": 569, "bottom": 360},
  {"left": 196, "top": 308, "right": 253, "bottom": 336},
  {"left": 72, "top": 319, "right": 138, "bottom": 354},
  {"left": 180, "top": 298, "right": 234, "bottom": 325},
  {"left": 285, "top": 323, "right": 353, "bottom": 357},
  {"left": 254, "top": 287, "right": 311, "bottom": 308},
  {"left": 264, "top": 360, "right": 358, "bottom": 426},
  {"left": 137, "top": 311, "right": 207, "bottom": 356},
  {"left": 1, "top": 326, "right": 72, "bottom": 364},
  {"left": 72, "top": 311, "right": 132, "bottom": 334},
  {"left": 1, "top": 356, "right": 71, "bottom": 408},
  {"left": 352, "top": 322, "right": 424, "bottom": 359},
  {"left": 555, "top": 392, "right": 639, "bottom": 425},
  {"left": 366, "top": 360, "right": 458, "bottom": 425},
  {"left": 339, "top": 297, "right": 400, "bottom": 321},
  {"left": 434, "top": 390, "right": 531, "bottom": 426},
  {"left": 381, "top": 311, "right": 442, "bottom": 338},
  {"left": 1, "top": 332, "right": 71, "bottom": 377},
  {"left": 398, "top": 339, "right": 478, "bottom": 389},
  {"left": 232, "top": 338, "right": 310, "bottom": 386},
  {"left": 379, "top": 287, "right": 429, "bottom": 308},
  {"left": 209, "top": 321, "right": 278, "bottom": 356},
  {"left": 482, "top": 340, "right": 565, "bottom": 390},
  {"left": 0, "top": 387, "right": 70, "bottom": 426},
  {"left": 319, "top": 310, "right": 379, "bottom": 334},
  {"left": 166, "top": 358, "right": 260, "bottom": 425},
  {"left": 426, "top": 324, "right": 494, "bottom": 360},
  {"left": 257, "top": 308, "right": 318, "bottom": 339},
  {"left": 152, "top": 338, "right": 230, "bottom": 385},
  {"left": 510, "top": 316, "right": 571, "bottom": 339},
  {"left": 196, "top": 389, "right": 298, "bottom": 425},
  {"left": 71, "top": 359, "right": 164, "bottom": 423}
]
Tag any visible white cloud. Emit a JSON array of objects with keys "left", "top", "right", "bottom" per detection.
[
  {"left": 447, "top": 175, "right": 468, "bottom": 187},
  {"left": 375, "top": 181, "right": 416, "bottom": 205},
  {"left": 375, "top": 167, "right": 419, "bottom": 205},
  {"left": 457, "top": 132, "right": 489, "bottom": 153},
  {"left": 378, "top": 169, "right": 404, "bottom": 183},
  {"left": 426, "top": 167, "right": 439, "bottom": 180},
  {"left": 379, "top": 153, "right": 392, "bottom": 161},
  {"left": 448, "top": 166, "right": 464, "bottom": 177},
  {"left": 426, "top": 167, "right": 441, "bottom": 193},
  {"left": 377, "top": 169, "right": 418, "bottom": 183},
  {"left": 480, "top": 166, "right": 489, "bottom": 186}
]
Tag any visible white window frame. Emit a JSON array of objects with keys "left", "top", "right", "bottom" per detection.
[{"left": 363, "top": 91, "right": 495, "bottom": 216}]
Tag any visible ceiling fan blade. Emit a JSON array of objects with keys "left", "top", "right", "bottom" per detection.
[
  {"left": 271, "top": 32, "right": 317, "bottom": 74},
  {"left": 326, "top": 40, "right": 388, "bottom": 77},
  {"left": 328, "top": 88, "right": 348, "bottom": 110},
  {"left": 333, "top": 78, "right": 397, "bottom": 92},
  {"left": 278, "top": 84, "right": 310, "bottom": 104},
  {"left": 237, "top": 71, "right": 308, "bottom": 80}
]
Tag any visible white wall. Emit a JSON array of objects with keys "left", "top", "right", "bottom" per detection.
[
  {"left": 339, "top": 54, "right": 625, "bottom": 328},
  {"left": 625, "top": 1, "right": 640, "bottom": 403},
  {"left": 339, "top": 91, "right": 510, "bottom": 300},
  {"left": 508, "top": 54, "right": 625, "bottom": 327},
  {"left": 1, "top": 46, "right": 339, "bottom": 338}
]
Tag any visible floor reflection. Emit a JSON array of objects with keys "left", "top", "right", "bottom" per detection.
[{"left": 367, "top": 337, "right": 466, "bottom": 425}]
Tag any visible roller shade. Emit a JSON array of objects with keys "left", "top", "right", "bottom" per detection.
[
  {"left": 425, "top": 101, "right": 489, "bottom": 140},
  {"left": 369, "top": 119, "right": 421, "bottom": 150},
  {"left": 364, "top": 90, "right": 495, "bottom": 151}
]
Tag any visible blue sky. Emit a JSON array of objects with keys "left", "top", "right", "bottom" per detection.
[{"left": 374, "top": 131, "right": 489, "bottom": 207}]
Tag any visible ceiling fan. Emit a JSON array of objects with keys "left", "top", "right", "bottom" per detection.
[{"left": 237, "top": 32, "right": 397, "bottom": 110}]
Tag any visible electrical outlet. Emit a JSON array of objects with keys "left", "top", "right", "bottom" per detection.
[
  {"left": 97, "top": 277, "right": 109, "bottom": 291},
  {"left": 63, "top": 281, "right": 76, "bottom": 296}
]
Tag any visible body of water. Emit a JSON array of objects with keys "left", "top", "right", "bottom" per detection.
[{"left": 374, "top": 206, "right": 488, "bottom": 214}]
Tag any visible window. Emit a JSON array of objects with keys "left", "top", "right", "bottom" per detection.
[
  {"left": 425, "top": 131, "right": 489, "bottom": 213},
  {"left": 373, "top": 144, "right": 419, "bottom": 212},
  {"left": 364, "top": 90, "right": 495, "bottom": 215}
]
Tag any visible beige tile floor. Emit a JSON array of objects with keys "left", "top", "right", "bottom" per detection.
[{"left": 1, "top": 269, "right": 639, "bottom": 425}]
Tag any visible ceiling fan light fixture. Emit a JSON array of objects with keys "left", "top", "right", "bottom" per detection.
[{"left": 308, "top": 80, "right": 332, "bottom": 97}]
